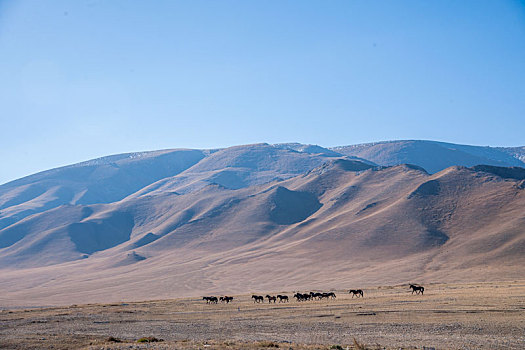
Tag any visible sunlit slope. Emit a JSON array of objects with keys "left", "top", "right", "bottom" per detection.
[
  {"left": 0, "top": 149, "right": 206, "bottom": 230},
  {"left": 0, "top": 144, "right": 344, "bottom": 232},
  {"left": 0, "top": 159, "right": 523, "bottom": 306},
  {"left": 333, "top": 140, "right": 525, "bottom": 173}
]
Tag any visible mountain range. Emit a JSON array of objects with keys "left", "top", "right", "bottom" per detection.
[{"left": 0, "top": 140, "right": 524, "bottom": 307}]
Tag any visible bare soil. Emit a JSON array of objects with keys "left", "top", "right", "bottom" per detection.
[{"left": 0, "top": 281, "right": 523, "bottom": 349}]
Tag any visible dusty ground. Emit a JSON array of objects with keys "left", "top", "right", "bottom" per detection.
[{"left": 0, "top": 281, "right": 523, "bottom": 350}]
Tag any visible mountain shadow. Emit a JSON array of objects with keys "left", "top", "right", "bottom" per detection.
[
  {"left": 269, "top": 186, "right": 322, "bottom": 225},
  {"left": 68, "top": 212, "right": 134, "bottom": 254}
]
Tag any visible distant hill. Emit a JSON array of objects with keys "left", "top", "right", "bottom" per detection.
[
  {"left": 1, "top": 150, "right": 523, "bottom": 306},
  {"left": 0, "top": 144, "right": 345, "bottom": 231},
  {"left": 0, "top": 149, "right": 205, "bottom": 230},
  {"left": 332, "top": 140, "right": 525, "bottom": 173}
]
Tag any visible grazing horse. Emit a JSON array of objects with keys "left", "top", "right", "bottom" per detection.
[
  {"left": 348, "top": 289, "right": 364, "bottom": 298},
  {"left": 252, "top": 295, "right": 264, "bottom": 303},
  {"left": 409, "top": 284, "right": 425, "bottom": 295},
  {"left": 266, "top": 295, "right": 277, "bottom": 303},
  {"left": 277, "top": 295, "right": 289, "bottom": 303}
]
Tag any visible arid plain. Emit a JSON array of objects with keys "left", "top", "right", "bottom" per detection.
[{"left": 1, "top": 281, "right": 524, "bottom": 350}]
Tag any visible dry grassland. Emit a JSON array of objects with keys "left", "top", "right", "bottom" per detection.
[{"left": 0, "top": 281, "right": 524, "bottom": 349}]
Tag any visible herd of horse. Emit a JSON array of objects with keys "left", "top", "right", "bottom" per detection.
[
  {"left": 292, "top": 291, "right": 336, "bottom": 301},
  {"left": 251, "top": 294, "right": 289, "bottom": 303},
  {"left": 203, "top": 284, "right": 425, "bottom": 304},
  {"left": 203, "top": 296, "right": 235, "bottom": 304}
]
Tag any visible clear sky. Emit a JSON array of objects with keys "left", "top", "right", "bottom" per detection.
[{"left": 1, "top": 0, "right": 524, "bottom": 184}]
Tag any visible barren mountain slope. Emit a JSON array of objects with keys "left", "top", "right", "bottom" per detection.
[
  {"left": 0, "top": 144, "right": 345, "bottom": 233},
  {"left": 130, "top": 143, "right": 348, "bottom": 196},
  {"left": 332, "top": 140, "right": 525, "bottom": 173},
  {"left": 496, "top": 146, "right": 525, "bottom": 163},
  {"left": 4, "top": 140, "right": 521, "bottom": 235},
  {"left": 0, "top": 149, "right": 206, "bottom": 231},
  {"left": 0, "top": 160, "right": 523, "bottom": 307}
]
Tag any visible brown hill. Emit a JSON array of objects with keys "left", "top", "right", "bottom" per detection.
[
  {"left": 0, "top": 144, "right": 348, "bottom": 233},
  {"left": 0, "top": 159, "right": 523, "bottom": 307}
]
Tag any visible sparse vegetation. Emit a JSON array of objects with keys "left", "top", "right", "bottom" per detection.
[
  {"left": 0, "top": 282, "right": 523, "bottom": 349},
  {"left": 353, "top": 338, "right": 368, "bottom": 350},
  {"left": 258, "top": 341, "right": 280, "bottom": 348},
  {"left": 137, "top": 336, "right": 162, "bottom": 343},
  {"left": 106, "top": 336, "right": 122, "bottom": 342}
]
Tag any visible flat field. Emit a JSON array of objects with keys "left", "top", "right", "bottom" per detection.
[{"left": 0, "top": 281, "right": 523, "bottom": 349}]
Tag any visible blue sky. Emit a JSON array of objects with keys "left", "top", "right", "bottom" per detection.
[{"left": 1, "top": 0, "right": 524, "bottom": 184}]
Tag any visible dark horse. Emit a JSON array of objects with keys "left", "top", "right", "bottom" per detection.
[
  {"left": 409, "top": 284, "right": 424, "bottom": 295},
  {"left": 266, "top": 295, "right": 277, "bottom": 303},
  {"left": 277, "top": 295, "right": 289, "bottom": 303},
  {"left": 252, "top": 295, "right": 264, "bottom": 303},
  {"left": 325, "top": 292, "right": 336, "bottom": 299},
  {"left": 220, "top": 296, "right": 234, "bottom": 303},
  {"left": 294, "top": 293, "right": 309, "bottom": 301},
  {"left": 348, "top": 289, "right": 364, "bottom": 298},
  {"left": 310, "top": 292, "right": 324, "bottom": 300},
  {"left": 203, "top": 296, "right": 218, "bottom": 304}
]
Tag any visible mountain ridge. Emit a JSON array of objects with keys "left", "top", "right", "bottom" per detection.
[
  {"left": 331, "top": 140, "right": 525, "bottom": 173},
  {"left": 0, "top": 141, "right": 524, "bottom": 306}
]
